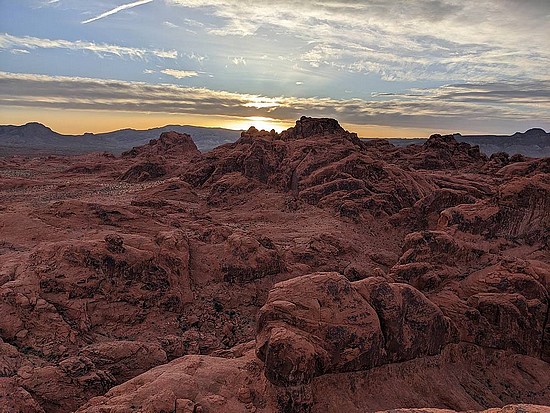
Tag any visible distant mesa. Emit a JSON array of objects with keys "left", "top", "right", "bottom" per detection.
[
  {"left": 9, "top": 122, "right": 61, "bottom": 138},
  {"left": 516, "top": 128, "right": 547, "bottom": 136},
  {"left": 23, "top": 121, "right": 54, "bottom": 130}
]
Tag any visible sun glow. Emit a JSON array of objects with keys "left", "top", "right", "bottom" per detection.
[{"left": 226, "top": 116, "right": 291, "bottom": 133}]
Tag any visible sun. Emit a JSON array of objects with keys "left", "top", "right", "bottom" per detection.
[{"left": 226, "top": 116, "right": 291, "bottom": 133}]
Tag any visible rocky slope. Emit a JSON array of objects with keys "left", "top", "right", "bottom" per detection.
[{"left": 0, "top": 118, "right": 548, "bottom": 412}]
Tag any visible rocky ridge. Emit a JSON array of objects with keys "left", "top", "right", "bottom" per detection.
[{"left": 0, "top": 117, "right": 548, "bottom": 412}]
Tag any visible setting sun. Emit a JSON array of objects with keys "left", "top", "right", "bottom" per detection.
[{"left": 226, "top": 116, "right": 292, "bottom": 133}]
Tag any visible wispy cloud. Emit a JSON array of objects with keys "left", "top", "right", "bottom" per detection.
[
  {"left": 166, "top": 0, "right": 550, "bottom": 82},
  {"left": 186, "top": 52, "right": 206, "bottom": 63},
  {"left": 82, "top": 0, "right": 154, "bottom": 24},
  {"left": 38, "top": 0, "right": 60, "bottom": 6},
  {"left": 182, "top": 18, "right": 205, "bottom": 28},
  {"left": 10, "top": 49, "right": 31, "bottom": 55},
  {"left": 1, "top": 72, "right": 548, "bottom": 133},
  {"left": 160, "top": 69, "right": 199, "bottom": 78},
  {"left": 0, "top": 33, "right": 177, "bottom": 59}
]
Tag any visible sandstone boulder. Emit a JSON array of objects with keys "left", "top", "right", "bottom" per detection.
[{"left": 256, "top": 272, "right": 455, "bottom": 386}]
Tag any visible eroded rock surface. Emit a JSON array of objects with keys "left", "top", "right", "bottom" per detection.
[
  {"left": 0, "top": 117, "right": 548, "bottom": 412},
  {"left": 256, "top": 272, "right": 456, "bottom": 387}
]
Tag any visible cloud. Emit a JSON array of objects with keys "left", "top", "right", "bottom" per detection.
[
  {"left": 160, "top": 69, "right": 199, "bottom": 78},
  {"left": 186, "top": 52, "right": 206, "bottom": 63},
  {"left": 38, "top": 0, "right": 60, "bottom": 5},
  {"left": 82, "top": 0, "right": 154, "bottom": 24},
  {"left": 1, "top": 71, "right": 548, "bottom": 133},
  {"left": 0, "top": 33, "right": 177, "bottom": 59},
  {"left": 165, "top": 0, "right": 550, "bottom": 82},
  {"left": 407, "top": 82, "right": 550, "bottom": 104},
  {"left": 231, "top": 57, "right": 246, "bottom": 65},
  {"left": 182, "top": 18, "right": 204, "bottom": 28},
  {"left": 242, "top": 97, "right": 280, "bottom": 109}
]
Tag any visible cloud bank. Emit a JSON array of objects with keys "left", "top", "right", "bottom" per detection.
[
  {"left": 1, "top": 71, "right": 548, "bottom": 132},
  {"left": 166, "top": 0, "right": 550, "bottom": 82}
]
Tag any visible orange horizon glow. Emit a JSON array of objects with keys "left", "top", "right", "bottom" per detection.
[{"left": 0, "top": 107, "right": 469, "bottom": 139}]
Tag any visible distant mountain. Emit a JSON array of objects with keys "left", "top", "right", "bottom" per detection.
[
  {"left": 459, "top": 128, "right": 550, "bottom": 157},
  {"left": 386, "top": 128, "right": 550, "bottom": 158},
  {"left": 0, "top": 122, "right": 242, "bottom": 156},
  {"left": 1, "top": 123, "right": 548, "bottom": 158}
]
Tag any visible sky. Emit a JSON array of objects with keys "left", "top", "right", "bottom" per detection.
[{"left": 0, "top": 0, "right": 549, "bottom": 137}]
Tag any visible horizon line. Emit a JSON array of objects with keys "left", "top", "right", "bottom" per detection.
[{"left": 2, "top": 120, "right": 547, "bottom": 141}]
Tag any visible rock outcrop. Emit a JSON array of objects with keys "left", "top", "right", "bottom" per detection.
[
  {"left": 122, "top": 131, "right": 200, "bottom": 159},
  {"left": 256, "top": 272, "right": 455, "bottom": 387},
  {"left": 119, "top": 161, "right": 167, "bottom": 182},
  {"left": 0, "top": 118, "right": 548, "bottom": 413}
]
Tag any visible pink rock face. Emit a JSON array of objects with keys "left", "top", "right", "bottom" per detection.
[
  {"left": 0, "top": 119, "right": 549, "bottom": 412},
  {"left": 374, "top": 405, "right": 550, "bottom": 413},
  {"left": 74, "top": 351, "right": 273, "bottom": 413},
  {"left": 74, "top": 343, "right": 550, "bottom": 413},
  {"left": 440, "top": 174, "right": 550, "bottom": 243},
  {"left": 256, "top": 272, "right": 386, "bottom": 385},
  {"left": 120, "top": 162, "right": 167, "bottom": 183},
  {"left": 256, "top": 273, "right": 455, "bottom": 387},
  {"left": 0, "top": 378, "right": 46, "bottom": 413},
  {"left": 79, "top": 340, "right": 167, "bottom": 383}
]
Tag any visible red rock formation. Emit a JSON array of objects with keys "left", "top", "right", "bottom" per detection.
[
  {"left": 256, "top": 272, "right": 455, "bottom": 388},
  {"left": 119, "top": 162, "right": 167, "bottom": 183},
  {"left": 75, "top": 343, "right": 550, "bottom": 413},
  {"left": 0, "top": 118, "right": 548, "bottom": 412},
  {"left": 122, "top": 131, "right": 200, "bottom": 159}
]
